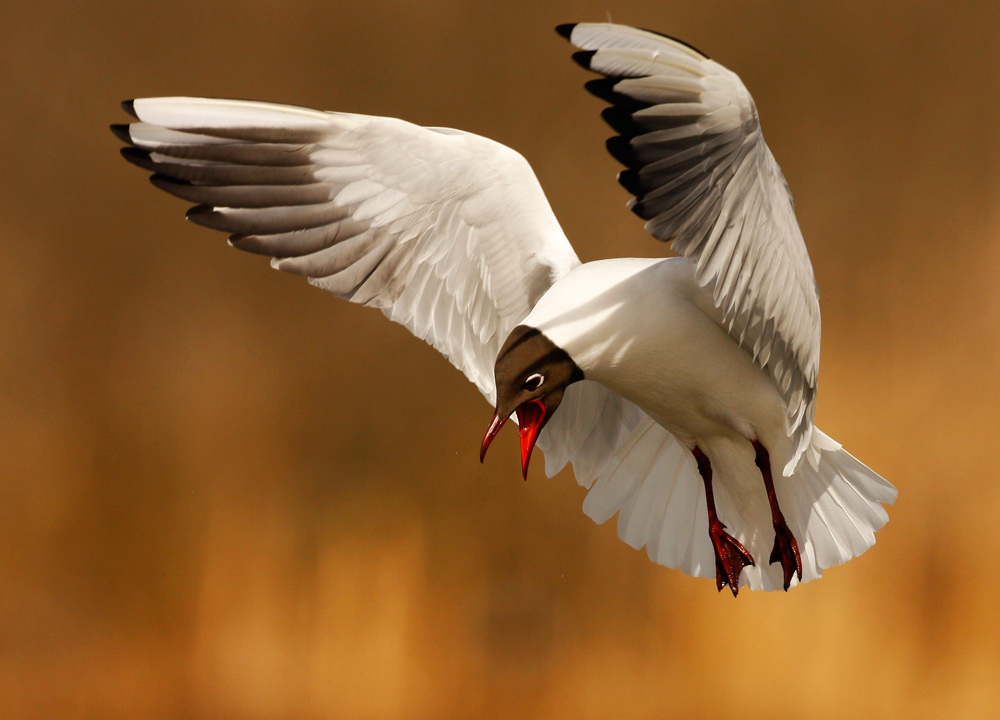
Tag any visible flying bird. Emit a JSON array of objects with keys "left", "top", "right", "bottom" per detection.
[{"left": 112, "top": 23, "right": 896, "bottom": 594}]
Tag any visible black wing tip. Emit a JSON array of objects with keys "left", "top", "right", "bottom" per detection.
[
  {"left": 150, "top": 172, "right": 192, "bottom": 189},
  {"left": 110, "top": 123, "right": 133, "bottom": 144},
  {"left": 184, "top": 204, "right": 217, "bottom": 225},
  {"left": 605, "top": 136, "right": 638, "bottom": 167},
  {"left": 121, "top": 100, "right": 138, "bottom": 118},
  {"left": 601, "top": 106, "right": 638, "bottom": 135},
  {"left": 120, "top": 145, "right": 152, "bottom": 167},
  {"left": 617, "top": 168, "right": 644, "bottom": 196},
  {"left": 571, "top": 50, "right": 597, "bottom": 70},
  {"left": 584, "top": 78, "right": 620, "bottom": 103},
  {"left": 584, "top": 77, "right": 611, "bottom": 100},
  {"left": 629, "top": 200, "right": 658, "bottom": 222},
  {"left": 555, "top": 23, "right": 576, "bottom": 40},
  {"left": 585, "top": 78, "right": 646, "bottom": 112}
]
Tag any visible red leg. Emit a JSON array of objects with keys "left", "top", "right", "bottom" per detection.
[
  {"left": 753, "top": 441, "right": 803, "bottom": 591},
  {"left": 692, "top": 447, "right": 755, "bottom": 596}
]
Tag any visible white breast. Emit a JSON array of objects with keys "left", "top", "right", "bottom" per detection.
[{"left": 525, "top": 257, "right": 789, "bottom": 458}]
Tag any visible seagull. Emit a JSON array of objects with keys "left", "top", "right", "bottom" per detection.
[{"left": 112, "top": 22, "right": 896, "bottom": 594}]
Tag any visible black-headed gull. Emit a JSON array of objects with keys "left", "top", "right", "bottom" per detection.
[{"left": 113, "top": 23, "right": 896, "bottom": 594}]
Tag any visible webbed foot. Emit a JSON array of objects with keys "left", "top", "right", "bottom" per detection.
[
  {"left": 709, "top": 519, "right": 755, "bottom": 596},
  {"left": 770, "top": 520, "right": 803, "bottom": 591}
]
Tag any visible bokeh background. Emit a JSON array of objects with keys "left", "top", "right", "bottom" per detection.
[{"left": 3, "top": 1, "right": 1000, "bottom": 718}]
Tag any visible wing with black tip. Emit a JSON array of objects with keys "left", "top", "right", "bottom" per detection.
[
  {"left": 114, "top": 97, "right": 580, "bottom": 402},
  {"left": 559, "top": 23, "right": 821, "bottom": 467}
]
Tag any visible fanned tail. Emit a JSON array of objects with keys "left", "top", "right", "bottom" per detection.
[
  {"left": 769, "top": 429, "right": 897, "bottom": 588},
  {"left": 551, "top": 390, "right": 897, "bottom": 591}
]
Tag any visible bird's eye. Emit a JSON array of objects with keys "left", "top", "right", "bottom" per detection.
[{"left": 523, "top": 373, "right": 544, "bottom": 392}]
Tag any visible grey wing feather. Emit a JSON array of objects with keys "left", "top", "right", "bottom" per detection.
[
  {"left": 116, "top": 97, "right": 580, "bottom": 403},
  {"left": 564, "top": 23, "right": 821, "bottom": 468}
]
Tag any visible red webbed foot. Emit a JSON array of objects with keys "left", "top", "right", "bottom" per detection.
[
  {"left": 709, "top": 519, "right": 755, "bottom": 596},
  {"left": 769, "top": 520, "right": 803, "bottom": 591}
]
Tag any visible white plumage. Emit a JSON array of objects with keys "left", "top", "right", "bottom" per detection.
[{"left": 115, "top": 23, "right": 896, "bottom": 592}]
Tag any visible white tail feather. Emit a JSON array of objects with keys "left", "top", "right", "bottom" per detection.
[{"left": 564, "top": 402, "right": 896, "bottom": 591}]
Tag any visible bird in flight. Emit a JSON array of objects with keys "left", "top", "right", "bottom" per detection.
[{"left": 113, "top": 23, "right": 896, "bottom": 594}]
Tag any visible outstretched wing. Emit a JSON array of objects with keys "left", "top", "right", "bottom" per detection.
[
  {"left": 114, "top": 97, "right": 579, "bottom": 402},
  {"left": 560, "top": 23, "right": 821, "bottom": 469}
]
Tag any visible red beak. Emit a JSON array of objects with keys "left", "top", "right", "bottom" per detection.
[
  {"left": 515, "top": 400, "right": 546, "bottom": 479},
  {"left": 480, "top": 399, "right": 548, "bottom": 480},
  {"left": 480, "top": 412, "right": 508, "bottom": 463}
]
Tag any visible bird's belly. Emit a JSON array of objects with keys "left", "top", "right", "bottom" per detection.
[
  {"left": 589, "top": 296, "right": 786, "bottom": 451},
  {"left": 631, "top": 362, "right": 775, "bottom": 448},
  {"left": 532, "top": 256, "right": 789, "bottom": 453}
]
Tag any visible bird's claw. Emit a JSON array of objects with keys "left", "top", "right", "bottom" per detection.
[
  {"left": 709, "top": 520, "right": 755, "bottom": 596},
  {"left": 769, "top": 520, "right": 803, "bottom": 591}
]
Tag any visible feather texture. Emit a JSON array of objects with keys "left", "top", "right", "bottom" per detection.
[
  {"left": 116, "top": 97, "right": 580, "bottom": 402},
  {"left": 562, "top": 399, "right": 896, "bottom": 590},
  {"left": 563, "top": 23, "right": 821, "bottom": 470}
]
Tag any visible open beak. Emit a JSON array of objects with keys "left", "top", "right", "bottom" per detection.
[
  {"left": 480, "top": 412, "right": 508, "bottom": 463},
  {"left": 480, "top": 399, "right": 548, "bottom": 480}
]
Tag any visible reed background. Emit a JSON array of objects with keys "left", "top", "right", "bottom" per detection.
[{"left": 3, "top": 1, "right": 999, "bottom": 717}]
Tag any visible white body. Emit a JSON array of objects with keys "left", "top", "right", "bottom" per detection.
[{"left": 529, "top": 258, "right": 789, "bottom": 461}]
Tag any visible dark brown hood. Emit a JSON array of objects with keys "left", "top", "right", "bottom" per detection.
[{"left": 480, "top": 325, "right": 584, "bottom": 478}]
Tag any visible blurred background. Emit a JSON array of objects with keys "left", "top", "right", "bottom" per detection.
[{"left": 2, "top": 0, "right": 999, "bottom": 718}]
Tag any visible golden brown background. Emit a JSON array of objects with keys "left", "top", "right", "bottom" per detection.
[{"left": 3, "top": 0, "right": 999, "bottom": 718}]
